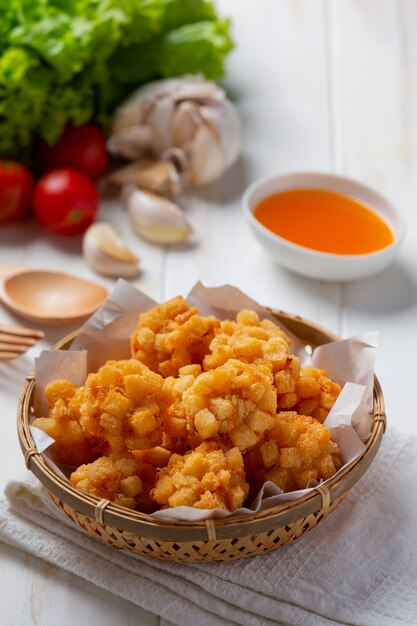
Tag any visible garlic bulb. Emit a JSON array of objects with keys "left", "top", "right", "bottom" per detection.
[
  {"left": 108, "top": 75, "right": 241, "bottom": 187},
  {"left": 124, "top": 186, "right": 193, "bottom": 244},
  {"left": 83, "top": 222, "right": 140, "bottom": 277}
]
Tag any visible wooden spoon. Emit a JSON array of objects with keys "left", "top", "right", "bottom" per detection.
[{"left": 0, "top": 263, "right": 109, "bottom": 326}]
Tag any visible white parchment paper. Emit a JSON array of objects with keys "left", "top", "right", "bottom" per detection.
[{"left": 33, "top": 280, "right": 377, "bottom": 521}]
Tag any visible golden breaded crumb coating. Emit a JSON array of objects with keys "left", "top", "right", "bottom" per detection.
[
  {"left": 204, "top": 310, "right": 302, "bottom": 408},
  {"left": 184, "top": 359, "right": 277, "bottom": 452},
  {"left": 131, "top": 446, "right": 173, "bottom": 468},
  {"left": 44, "top": 379, "right": 77, "bottom": 408},
  {"left": 131, "top": 296, "right": 220, "bottom": 378},
  {"left": 32, "top": 379, "right": 100, "bottom": 466},
  {"left": 204, "top": 309, "right": 291, "bottom": 373},
  {"left": 70, "top": 454, "right": 156, "bottom": 511},
  {"left": 33, "top": 360, "right": 170, "bottom": 466},
  {"left": 274, "top": 354, "right": 301, "bottom": 410},
  {"left": 151, "top": 442, "right": 248, "bottom": 510},
  {"left": 162, "top": 364, "right": 201, "bottom": 453},
  {"left": 294, "top": 367, "right": 341, "bottom": 423},
  {"left": 77, "top": 359, "right": 169, "bottom": 454},
  {"left": 245, "top": 411, "right": 342, "bottom": 492}
]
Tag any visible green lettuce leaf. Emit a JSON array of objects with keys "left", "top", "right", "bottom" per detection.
[
  {"left": 0, "top": 48, "right": 52, "bottom": 158},
  {"left": 159, "top": 19, "right": 233, "bottom": 79},
  {"left": 157, "top": 0, "right": 217, "bottom": 33},
  {"left": 39, "top": 72, "right": 95, "bottom": 143}
]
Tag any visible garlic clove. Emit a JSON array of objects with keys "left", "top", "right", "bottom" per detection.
[
  {"left": 111, "top": 100, "right": 139, "bottom": 134},
  {"left": 106, "top": 126, "right": 155, "bottom": 160},
  {"left": 107, "top": 159, "right": 183, "bottom": 196},
  {"left": 162, "top": 147, "right": 189, "bottom": 176},
  {"left": 188, "top": 122, "right": 226, "bottom": 186},
  {"left": 83, "top": 222, "right": 140, "bottom": 277},
  {"left": 172, "top": 101, "right": 202, "bottom": 149},
  {"left": 199, "top": 99, "right": 241, "bottom": 169},
  {"left": 124, "top": 187, "right": 193, "bottom": 244},
  {"left": 143, "top": 96, "right": 176, "bottom": 154}
]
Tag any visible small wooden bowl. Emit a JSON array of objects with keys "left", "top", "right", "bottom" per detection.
[{"left": 17, "top": 311, "right": 386, "bottom": 563}]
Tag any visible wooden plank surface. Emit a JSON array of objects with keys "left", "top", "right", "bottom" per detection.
[
  {"left": 334, "top": 0, "right": 417, "bottom": 433},
  {"left": 1, "top": 1, "right": 416, "bottom": 623}
]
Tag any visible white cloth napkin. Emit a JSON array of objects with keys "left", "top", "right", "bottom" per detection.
[{"left": 1, "top": 428, "right": 416, "bottom": 626}]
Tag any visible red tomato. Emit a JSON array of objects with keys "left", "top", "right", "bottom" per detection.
[
  {"left": 0, "top": 160, "right": 34, "bottom": 223},
  {"left": 36, "top": 124, "right": 108, "bottom": 180},
  {"left": 33, "top": 168, "right": 98, "bottom": 236}
]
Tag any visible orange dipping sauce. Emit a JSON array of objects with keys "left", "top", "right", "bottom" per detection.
[{"left": 254, "top": 189, "right": 394, "bottom": 255}]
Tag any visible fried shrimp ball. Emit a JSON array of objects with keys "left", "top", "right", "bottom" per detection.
[
  {"left": 33, "top": 380, "right": 99, "bottom": 466},
  {"left": 245, "top": 411, "right": 342, "bottom": 492},
  {"left": 294, "top": 367, "right": 341, "bottom": 423},
  {"left": 70, "top": 454, "right": 156, "bottom": 511},
  {"left": 184, "top": 359, "right": 277, "bottom": 452},
  {"left": 151, "top": 442, "right": 249, "bottom": 511},
  {"left": 78, "top": 359, "right": 169, "bottom": 454},
  {"left": 131, "top": 296, "right": 220, "bottom": 378},
  {"left": 34, "top": 360, "right": 171, "bottom": 464},
  {"left": 203, "top": 309, "right": 291, "bottom": 373}
]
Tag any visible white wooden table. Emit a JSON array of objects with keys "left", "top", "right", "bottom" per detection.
[{"left": 1, "top": 1, "right": 417, "bottom": 623}]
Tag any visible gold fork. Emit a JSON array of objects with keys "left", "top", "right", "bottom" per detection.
[{"left": 0, "top": 324, "right": 45, "bottom": 360}]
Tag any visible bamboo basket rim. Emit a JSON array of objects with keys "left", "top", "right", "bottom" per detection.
[{"left": 17, "top": 309, "right": 386, "bottom": 543}]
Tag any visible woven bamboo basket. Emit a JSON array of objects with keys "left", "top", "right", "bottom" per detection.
[{"left": 17, "top": 310, "right": 386, "bottom": 563}]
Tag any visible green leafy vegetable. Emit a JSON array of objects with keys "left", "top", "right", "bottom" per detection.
[
  {"left": 109, "top": 19, "right": 233, "bottom": 85},
  {"left": 160, "top": 20, "right": 233, "bottom": 79},
  {"left": 0, "top": 0, "right": 233, "bottom": 160}
]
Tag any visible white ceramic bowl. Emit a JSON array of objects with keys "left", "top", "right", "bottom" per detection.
[{"left": 242, "top": 172, "right": 405, "bottom": 281}]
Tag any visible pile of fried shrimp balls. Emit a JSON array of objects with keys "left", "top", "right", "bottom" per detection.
[{"left": 33, "top": 297, "right": 342, "bottom": 514}]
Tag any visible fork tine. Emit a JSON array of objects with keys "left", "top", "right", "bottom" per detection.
[
  {"left": 0, "top": 350, "right": 26, "bottom": 360},
  {"left": 0, "top": 342, "right": 28, "bottom": 353},
  {"left": 0, "top": 325, "right": 45, "bottom": 340},
  {"left": 0, "top": 333, "right": 39, "bottom": 347}
]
